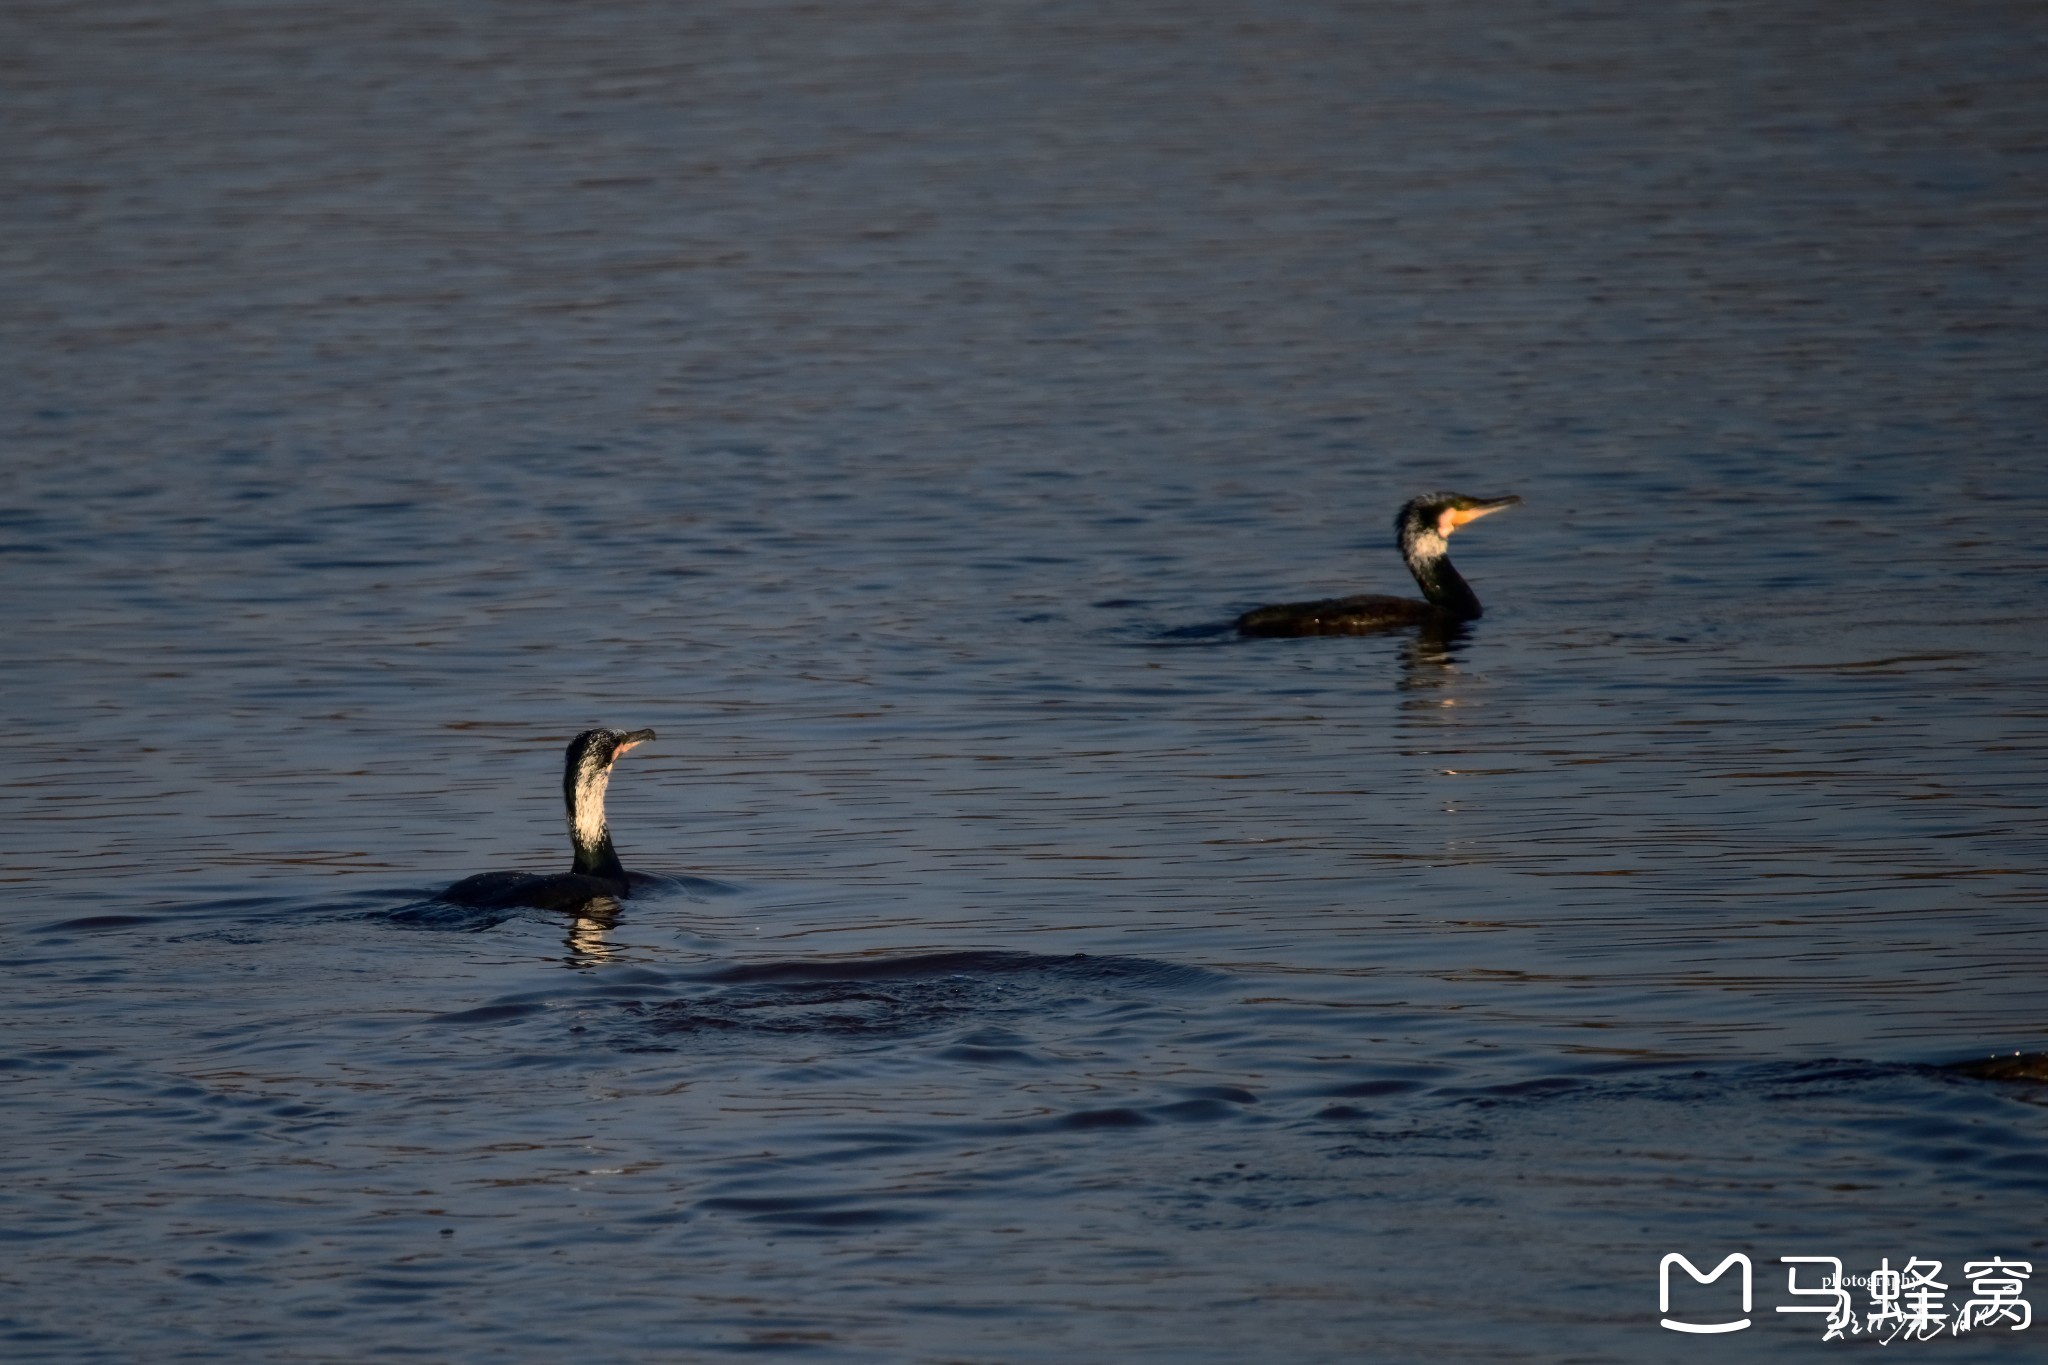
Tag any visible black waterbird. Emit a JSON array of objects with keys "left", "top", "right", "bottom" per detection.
[
  {"left": 1235, "top": 491, "right": 1522, "bottom": 637},
  {"left": 440, "top": 727, "right": 657, "bottom": 911}
]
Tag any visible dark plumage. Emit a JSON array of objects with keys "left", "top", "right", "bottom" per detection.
[
  {"left": 440, "top": 727, "right": 656, "bottom": 911},
  {"left": 1236, "top": 491, "right": 1521, "bottom": 637}
]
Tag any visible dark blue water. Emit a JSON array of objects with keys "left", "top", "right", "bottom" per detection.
[{"left": 4, "top": 1, "right": 2046, "bottom": 1359}]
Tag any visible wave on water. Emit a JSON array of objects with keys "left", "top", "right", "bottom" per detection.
[
  {"left": 620, "top": 950, "right": 1223, "bottom": 1042},
  {"left": 404, "top": 948, "right": 1226, "bottom": 1050}
]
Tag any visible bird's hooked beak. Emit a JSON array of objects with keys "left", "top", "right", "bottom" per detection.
[
  {"left": 1441, "top": 495, "right": 1521, "bottom": 534},
  {"left": 614, "top": 728, "right": 657, "bottom": 758}
]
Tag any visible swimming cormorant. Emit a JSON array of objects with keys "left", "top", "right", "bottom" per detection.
[
  {"left": 440, "top": 727, "right": 656, "bottom": 911},
  {"left": 1235, "top": 492, "right": 1521, "bottom": 636}
]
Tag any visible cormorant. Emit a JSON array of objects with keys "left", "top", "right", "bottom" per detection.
[
  {"left": 440, "top": 727, "right": 657, "bottom": 911},
  {"left": 1236, "top": 492, "right": 1521, "bottom": 637}
]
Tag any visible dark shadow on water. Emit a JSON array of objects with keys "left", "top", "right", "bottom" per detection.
[
  {"left": 619, "top": 950, "right": 1226, "bottom": 1044},
  {"left": 692, "top": 948, "right": 1219, "bottom": 988},
  {"left": 1945, "top": 1052, "right": 2048, "bottom": 1083},
  {"left": 373, "top": 871, "right": 741, "bottom": 934},
  {"left": 1376, "top": 1055, "right": 2048, "bottom": 1119},
  {"left": 1143, "top": 619, "right": 1479, "bottom": 671},
  {"left": 34, "top": 913, "right": 175, "bottom": 933}
]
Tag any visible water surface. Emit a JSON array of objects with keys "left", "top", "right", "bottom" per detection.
[{"left": 3, "top": 0, "right": 2046, "bottom": 1359}]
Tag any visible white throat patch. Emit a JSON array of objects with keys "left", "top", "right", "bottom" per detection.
[
  {"left": 571, "top": 763, "right": 612, "bottom": 848},
  {"left": 1407, "top": 526, "right": 1448, "bottom": 562}
]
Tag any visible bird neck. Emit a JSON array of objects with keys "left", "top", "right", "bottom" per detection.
[
  {"left": 1405, "top": 545, "right": 1483, "bottom": 620},
  {"left": 565, "top": 767, "right": 626, "bottom": 882},
  {"left": 573, "top": 829, "right": 626, "bottom": 882}
]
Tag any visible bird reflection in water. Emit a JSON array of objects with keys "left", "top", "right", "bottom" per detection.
[
  {"left": 563, "top": 897, "right": 622, "bottom": 968},
  {"left": 1396, "top": 622, "right": 1468, "bottom": 702}
]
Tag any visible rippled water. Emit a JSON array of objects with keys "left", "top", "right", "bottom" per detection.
[{"left": 4, "top": 1, "right": 2047, "bottom": 1359}]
